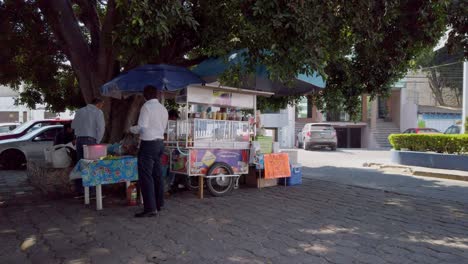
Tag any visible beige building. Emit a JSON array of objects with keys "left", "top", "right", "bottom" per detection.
[{"left": 293, "top": 69, "right": 462, "bottom": 149}]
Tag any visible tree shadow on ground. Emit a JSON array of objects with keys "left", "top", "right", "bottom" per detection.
[{"left": 1, "top": 169, "right": 468, "bottom": 264}]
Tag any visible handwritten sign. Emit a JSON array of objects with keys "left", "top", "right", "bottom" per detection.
[
  {"left": 255, "top": 136, "right": 273, "bottom": 154},
  {"left": 264, "top": 153, "right": 290, "bottom": 179}
]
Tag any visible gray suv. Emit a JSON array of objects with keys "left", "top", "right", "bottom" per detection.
[{"left": 297, "top": 123, "right": 337, "bottom": 151}]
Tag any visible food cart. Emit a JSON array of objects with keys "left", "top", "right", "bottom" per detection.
[{"left": 165, "top": 84, "right": 272, "bottom": 198}]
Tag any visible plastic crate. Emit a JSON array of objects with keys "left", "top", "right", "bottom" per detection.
[{"left": 279, "top": 164, "right": 302, "bottom": 186}]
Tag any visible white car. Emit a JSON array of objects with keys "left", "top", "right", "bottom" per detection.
[
  {"left": 0, "top": 123, "right": 20, "bottom": 134},
  {"left": 0, "top": 125, "right": 63, "bottom": 170},
  {"left": 297, "top": 123, "right": 337, "bottom": 151}
]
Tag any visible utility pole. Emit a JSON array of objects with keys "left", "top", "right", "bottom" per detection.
[{"left": 462, "top": 61, "right": 467, "bottom": 134}]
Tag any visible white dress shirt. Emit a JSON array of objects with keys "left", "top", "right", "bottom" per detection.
[
  {"left": 131, "top": 99, "right": 168, "bottom": 140},
  {"left": 71, "top": 104, "right": 105, "bottom": 143}
]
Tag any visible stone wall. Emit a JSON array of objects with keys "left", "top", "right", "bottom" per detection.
[{"left": 26, "top": 160, "right": 75, "bottom": 197}]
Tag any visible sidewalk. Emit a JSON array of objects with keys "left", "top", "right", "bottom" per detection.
[{"left": 364, "top": 162, "right": 468, "bottom": 182}]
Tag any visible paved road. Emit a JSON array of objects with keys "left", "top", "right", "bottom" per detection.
[
  {"left": 1, "top": 179, "right": 468, "bottom": 264},
  {"left": 1, "top": 149, "right": 468, "bottom": 263},
  {"left": 297, "top": 149, "right": 468, "bottom": 204}
]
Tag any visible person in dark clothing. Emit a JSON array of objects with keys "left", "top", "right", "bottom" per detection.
[
  {"left": 130, "top": 86, "right": 168, "bottom": 218},
  {"left": 54, "top": 123, "right": 75, "bottom": 145}
]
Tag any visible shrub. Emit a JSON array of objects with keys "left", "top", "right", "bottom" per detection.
[
  {"left": 388, "top": 134, "right": 468, "bottom": 155},
  {"left": 465, "top": 117, "right": 468, "bottom": 134}
]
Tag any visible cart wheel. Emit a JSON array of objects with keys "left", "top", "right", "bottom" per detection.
[
  {"left": 206, "top": 162, "right": 235, "bottom": 197},
  {"left": 184, "top": 176, "right": 199, "bottom": 191}
]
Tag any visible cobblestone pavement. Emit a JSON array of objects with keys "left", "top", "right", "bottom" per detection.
[
  {"left": 0, "top": 170, "right": 38, "bottom": 204},
  {"left": 1, "top": 177, "right": 468, "bottom": 264}
]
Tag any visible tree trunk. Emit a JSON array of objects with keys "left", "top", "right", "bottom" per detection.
[
  {"left": 37, "top": 0, "right": 152, "bottom": 143},
  {"left": 103, "top": 96, "right": 145, "bottom": 143},
  {"left": 428, "top": 69, "right": 446, "bottom": 106}
]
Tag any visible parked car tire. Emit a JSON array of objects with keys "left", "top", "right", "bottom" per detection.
[
  {"left": 330, "top": 145, "right": 337, "bottom": 151},
  {"left": 303, "top": 141, "right": 309, "bottom": 151},
  {"left": 0, "top": 149, "right": 26, "bottom": 170},
  {"left": 297, "top": 138, "right": 303, "bottom": 148}
]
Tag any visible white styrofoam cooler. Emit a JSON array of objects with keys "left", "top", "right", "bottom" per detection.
[
  {"left": 83, "top": 144, "right": 107, "bottom": 160},
  {"left": 279, "top": 150, "right": 298, "bottom": 164}
]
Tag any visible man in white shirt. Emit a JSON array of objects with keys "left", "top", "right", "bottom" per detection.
[{"left": 130, "top": 85, "right": 168, "bottom": 217}]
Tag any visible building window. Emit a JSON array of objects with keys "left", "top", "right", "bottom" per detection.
[{"left": 296, "top": 97, "right": 308, "bottom": 118}]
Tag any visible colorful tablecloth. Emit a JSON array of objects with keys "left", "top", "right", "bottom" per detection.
[{"left": 71, "top": 156, "right": 138, "bottom": 187}]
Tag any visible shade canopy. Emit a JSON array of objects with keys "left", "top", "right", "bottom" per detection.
[
  {"left": 191, "top": 50, "right": 326, "bottom": 96},
  {"left": 101, "top": 64, "right": 204, "bottom": 99}
]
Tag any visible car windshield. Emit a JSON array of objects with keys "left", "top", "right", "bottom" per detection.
[
  {"left": 9, "top": 120, "right": 35, "bottom": 134},
  {"left": 18, "top": 126, "right": 59, "bottom": 140},
  {"left": 310, "top": 124, "right": 333, "bottom": 130}
]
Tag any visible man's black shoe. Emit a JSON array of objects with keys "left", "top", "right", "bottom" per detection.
[{"left": 134, "top": 211, "right": 157, "bottom": 218}]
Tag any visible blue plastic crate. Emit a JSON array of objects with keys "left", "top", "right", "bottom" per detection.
[{"left": 279, "top": 164, "right": 302, "bottom": 186}]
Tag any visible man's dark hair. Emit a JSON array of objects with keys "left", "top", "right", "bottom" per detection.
[
  {"left": 91, "top": 98, "right": 104, "bottom": 105},
  {"left": 143, "top": 85, "right": 158, "bottom": 100}
]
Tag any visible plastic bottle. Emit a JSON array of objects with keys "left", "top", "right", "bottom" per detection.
[{"left": 126, "top": 183, "right": 138, "bottom": 206}]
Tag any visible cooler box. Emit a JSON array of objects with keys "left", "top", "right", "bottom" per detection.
[
  {"left": 279, "top": 164, "right": 302, "bottom": 186},
  {"left": 83, "top": 144, "right": 107, "bottom": 160}
]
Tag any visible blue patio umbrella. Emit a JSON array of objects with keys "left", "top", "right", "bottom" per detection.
[
  {"left": 191, "top": 50, "right": 326, "bottom": 95},
  {"left": 100, "top": 64, "right": 204, "bottom": 99}
]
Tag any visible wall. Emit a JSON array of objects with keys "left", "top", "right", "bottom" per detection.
[
  {"left": 421, "top": 113, "right": 462, "bottom": 132},
  {"left": 260, "top": 105, "right": 295, "bottom": 148},
  {"left": 390, "top": 90, "right": 401, "bottom": 127},
  {"left": 0, "top": 86, "right": 75, "bottom": 123},
  {"left": 404, "top": 71, "right": 436, "bottom": 106},
  {"left": 400, "top": 88, "right": 418, "bottom": 131}
]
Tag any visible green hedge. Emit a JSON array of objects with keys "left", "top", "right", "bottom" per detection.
[
  {"left": 388, "top": 134, "right": 468, "bottom": 155},
  {"left": 465, "top": 117, "right": 468, "bottom": 134}
]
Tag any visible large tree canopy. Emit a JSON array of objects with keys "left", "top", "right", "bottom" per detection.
[{"left": 0, "top": 0, "right": 464, "bottom": 140}]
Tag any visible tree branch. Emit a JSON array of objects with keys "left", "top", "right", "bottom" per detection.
[
  {"left": 72, "top": 0, "right": 101, "bottom": 55},
  {"left": 37, "top": 0, "right": 95, "bottom": 102},
  {"left": 97, "top": 0, "right": 118, "bottom": 81}
]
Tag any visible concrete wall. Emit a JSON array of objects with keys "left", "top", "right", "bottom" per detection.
[
  {"left": 392, "top": 150, "right": 468, "bottom": 171},
  {"left": 424, "top": 117, "right": 461, "bottom": 132},
  {"left": 390, "top": 90, "right": 401, "bottom": 127},
  {"left": 260, "top": 106, "right": 295, "bottom": 148},
  {"left": 400, "top": 88, "right": 418, "bottom": 131},
  {"left": 404, "top": 71, "right": 436, "bottom": 106}
]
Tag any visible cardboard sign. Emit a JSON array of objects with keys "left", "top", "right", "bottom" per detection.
[{"left": 264, "top": 153, "right": 291, "bottom": 179}]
